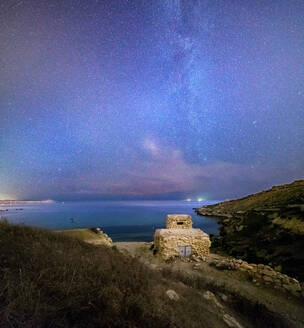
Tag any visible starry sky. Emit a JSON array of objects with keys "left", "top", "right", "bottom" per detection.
[{"left": 1, "top": 0, "right": 304, "bottom": 201}]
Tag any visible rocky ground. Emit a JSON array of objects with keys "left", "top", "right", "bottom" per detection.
[
  {"left": 57, "top": 228, "right": 304, "bottom": 327},
  {"left": 115, "top": 241, "right": 304, "bottom": 328}
]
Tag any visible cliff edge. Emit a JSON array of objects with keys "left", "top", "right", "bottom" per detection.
[
  {"left": 196, "top": 180, "right": 304, "bottom": 281},
  {"left": 196, "top": 179, "right": 304, "bottom": 217}
]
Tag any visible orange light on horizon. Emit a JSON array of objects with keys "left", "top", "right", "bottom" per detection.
[{"left": 0, "top": 193, "right": 15, "bottom": 201}]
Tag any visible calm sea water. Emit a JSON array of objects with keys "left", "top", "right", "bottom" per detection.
[{"left": 0, "top": 200, "right": 220, "bottom": 242}]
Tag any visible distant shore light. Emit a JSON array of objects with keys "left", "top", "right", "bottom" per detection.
[
  {"left": 186, "top": 198, "right": 192, "bottom": 202},
  {"left": 0, "top": 193, "right": 14, "bottom": 201},
  {"left": 197, "top": 198, "right": 204, "bottom": 202}
]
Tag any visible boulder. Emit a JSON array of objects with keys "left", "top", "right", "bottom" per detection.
[
  {"left": 203, "top": 291, "right": 223, "bottom": 309},
  {"left": 223, "top": 314, "right": 243, "bottom": 328},
  {"left": 166, "top": 289, "right": 180, "bottom": 301}
]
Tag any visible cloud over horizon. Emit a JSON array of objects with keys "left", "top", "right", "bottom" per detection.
[{"left": 8, "top": 138, "right": 301, "bottom": 201}]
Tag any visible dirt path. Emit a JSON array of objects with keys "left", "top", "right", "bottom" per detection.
[{"left": 115, "top": 241, "right": 304, "bottom": 327}]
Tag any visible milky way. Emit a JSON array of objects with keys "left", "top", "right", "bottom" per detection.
[{"left": 1, "top": 0, "right": 303, "bottom": 200}]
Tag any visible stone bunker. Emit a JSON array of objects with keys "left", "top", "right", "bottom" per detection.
[{"left": 154, "top": 214, "right": 211, "bottom": 260}]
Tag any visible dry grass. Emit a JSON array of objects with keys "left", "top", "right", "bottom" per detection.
[
  {"left": 0, "top": 221, "right": 227, "bottom": 328},
  {"left": 1, "top": 221, "right": 301, "bottom": 327},
  {"left": 160, "top": 267, "right": 293, "bottom": 328},
  {"left": 118, "top": 242, "right": 304, "bottom": 328},
  {"left": 55, "top": 228, "right": 100, "bottom": 240},
  {"left": 272, "top": 217, "right": 304, "bottom": 234},
  {"left": 205, "top": 180, "right": 304, "bottom": 213}
]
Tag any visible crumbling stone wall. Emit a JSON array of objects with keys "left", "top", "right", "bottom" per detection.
[
  {"left": 209, "top": 257, "right": 304, "bottom": 298},
  {"left": 166, "top": 214, "right": 192, "bottom": 229}
]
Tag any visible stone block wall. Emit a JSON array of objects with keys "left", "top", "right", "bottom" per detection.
[
  {"left": 210, "top": 257, "right": 304, "bottom": 298},
  {"left": 166, "top": 214, "right": 193, "bottom": 229},
  {"left": 154, "top": 231, "right": 211, "bottom": 260}
]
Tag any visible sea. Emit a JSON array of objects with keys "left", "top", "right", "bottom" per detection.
[{"left": 0, "top": 200, "right": 220, "bottom": 242}]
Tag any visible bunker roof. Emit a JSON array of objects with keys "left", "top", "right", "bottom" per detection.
[
  {"left": 154, "top": 228, "right": 209, "bottom": 238},
  {"left": 166, "top": 214, "right": 193, "bottom": 229}
]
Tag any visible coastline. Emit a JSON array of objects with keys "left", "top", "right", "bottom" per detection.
[
  {"left": 194, "top": 180, "right": 304, "bottom": 281},
  {"left": 0, "top": 200, "right": 55, "bottom": 206}
]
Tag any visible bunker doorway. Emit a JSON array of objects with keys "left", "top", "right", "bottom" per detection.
[{"left": 179, "top": 245, "right": 192, "bottom": 257}]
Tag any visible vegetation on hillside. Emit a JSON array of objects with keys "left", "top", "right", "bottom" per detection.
[
  {"left": 0, "top": 220, "right": 229, "bottom": 328},
  {"left": 197, "top": 180, "right": 304, "bottom": 281},
  {"left": 197, "top": 180, "right": 304, "bottom": 215},
  {"left": 1, "top": 221, "right": 299, "bottom": 327}
]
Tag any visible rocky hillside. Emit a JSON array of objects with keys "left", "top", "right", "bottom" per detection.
[
  {"left": 0, "top": 220, "right": 224, "bottom": 328},
  {"left": 196, "top": 180, "right": 304, "bottom": 281},
  {"left": 1, "top": 220, "right": 304, "bottom": 327},
  {"left": 0, "top": 220, "right": 263, "bottom": 328},
  {"left": 196, "top": 180, "right": 304, "bottom": 217}
]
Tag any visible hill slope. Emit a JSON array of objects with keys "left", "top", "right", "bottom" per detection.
[
  {"left": 1, "top": 221, "right": 304, "bottom": 327},
  {"left": 196, "top": 180, "right": 304, "bottom": 281},
  {"left": 0, "top": 220, "right": 237, "bottom": 328},
  {"left": 197, "top": 180, "right": 304, "bottom": 216}
]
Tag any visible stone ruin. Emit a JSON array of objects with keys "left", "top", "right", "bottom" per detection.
[{"left": 154, "top": 214, "right": 211, "bottom": 260}]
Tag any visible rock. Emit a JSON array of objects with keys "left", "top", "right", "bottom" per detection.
[
  {"left": 91, "top": 227, "right": 102, "bottom": 234},
  {"left": 239, "top": 267, "right": 249, "bottom": 272},
  {"left": 283, "top": 284, "right": 301, "bottom": 294},
  {"left": 166, "top": 289, "right": 180, "bottom": 301},
  {"left": 240, "top": 263, "right": 253, "bottom": 271},
  {"left": 216, "top": 261, "right": 230, "bottom": 270},
  {"left": 290, "top": 277, "right": 300, "bottom": 284},
  {"left": 193, "top": 263, "right": 201, "bottom": 270},
  {"left": 255, "top": 273, "right": 262, "bottom": 279},
  {"left": 262, "top": 268, "right": 275, "bottom": 277},
  {"left": 192, "top": 256, "right": 200, "bottom": 262},
  {"left": 223, "top": 314, "right": 243, "bottom": 328},
  {"left": 220, "top": 294, "right": 228, "bottom": 302},
  {"left": 281, "top": 275, "right": 291, "bottom": 284},
  {"left": 209, "top": 259, "right": 219, "bottom": 267},
  {"left": 262, "top": 275, "right": 273, "bottom": 282},
  {"left": 203, "top": 291, "right": 224, "bottom": 309}
]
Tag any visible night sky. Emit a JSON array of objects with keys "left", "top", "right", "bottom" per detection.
[{"left": 1, "top": 0, "right": 304, "bottom": 201}]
